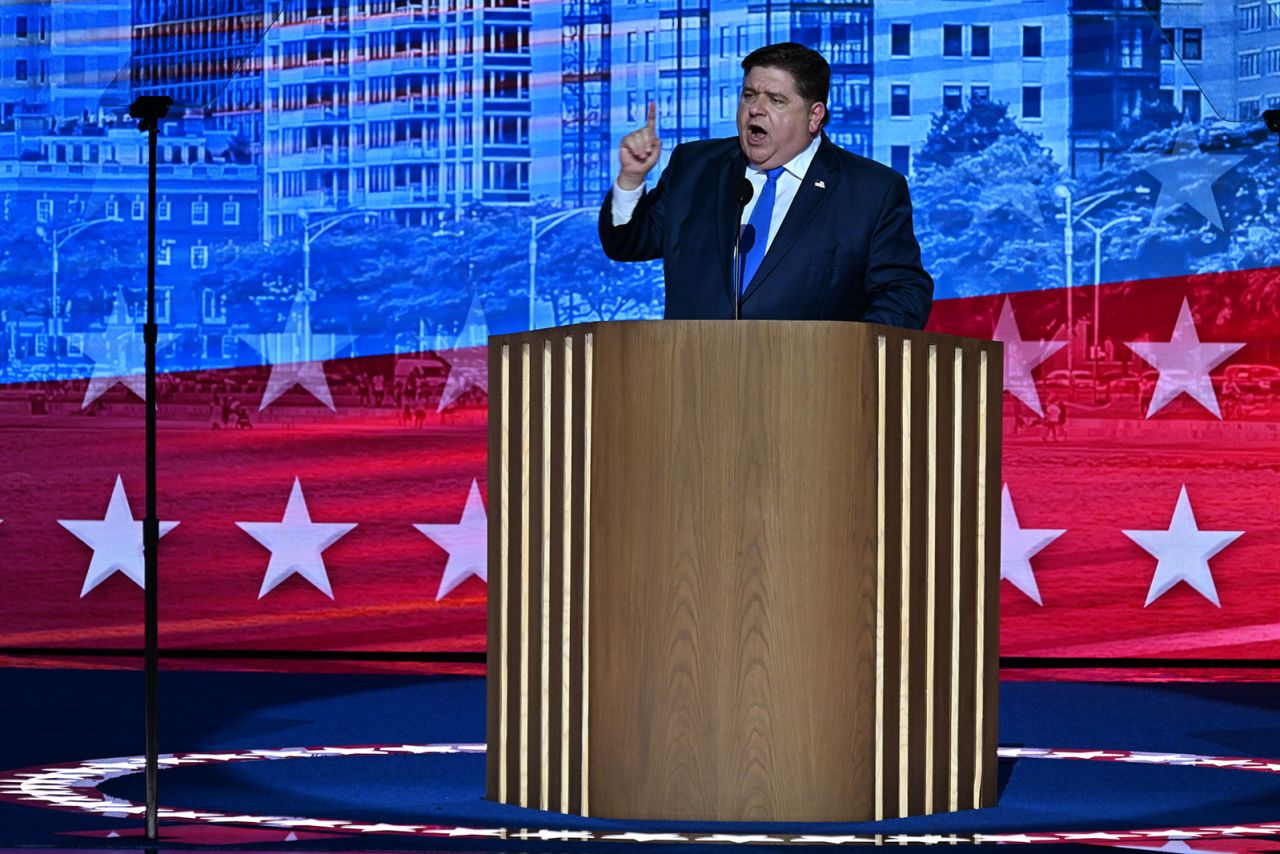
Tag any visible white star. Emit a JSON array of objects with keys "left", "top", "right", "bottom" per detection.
[
  {"left": 1049, "top": 750, "right": 1124, "bottom": 760},
  {"left": 1116, "top": 753, "right": 1199, "bottom": 764},
  {"left": 58, "top": 476, "right": 179, "bottom": 597},
  {"left": 77, "top": 290, "right": 181, "bottom": 408},
  {"left": 1000, "top": 484, "right": 1065, "bottom": 606},
  {"left": 1140, "top": 124, "right": 1247, "bottom": 231},
  {"left": 237, "top": 478, "right": 357, "bottom": 599},
  {"left": 415, "top": 480, "right": 487, "bottom": 601},
  {"left": 601, "top": 832, "right": 689, "bottom": 842},
  {"left": 1206, "top": 826, "right": 1279, "bottom": 835},
  {"left": 382, "top": 744, "right": 463, "bottom": 754},
  {"left": 992, "top": 298, "right": 1066, "bottom": 417},
  {"left": 998, "top": 747, "right": 1050, "bottom": 757},
  {"left": 340, "top": 823, "right": 423, "bottom": 833},
  {"left": 694, "top": 834, "right": 782, "bottom": 844},
  {"left": 973, "top": 834, "right": 1060, "bottom": 843},
  {"left": 531, "top": 829, "right": 594, "bottom": 841},
  {"left": 239, "top": 293, "right": 356, "bottom": 411},
  {"left": 420, "top": 827, "right": 506, "bottom": 838},
  {"left": 793, "top": 835, "right": 880, "bottom": 844},
  {"left": 437, "top": 295, "right": 488, "bottom": 412},
  {"left": 1125, "top": 299, "right": 1244, "bottom": 419},
  {"left": 1124, "top": 485, "right": 1243, "bottom": 608},
  {"left": 1062, "top": 831, "right": 1136, "bottom": 840}
]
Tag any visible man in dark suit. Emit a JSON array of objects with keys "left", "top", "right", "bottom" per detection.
[{"left": 598, "top": 43, "right": 933, "bottom": 329}]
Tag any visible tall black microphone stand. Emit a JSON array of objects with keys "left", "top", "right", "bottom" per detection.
[{"left": 128, "top": 93, "right": 172, "bottom": 842}]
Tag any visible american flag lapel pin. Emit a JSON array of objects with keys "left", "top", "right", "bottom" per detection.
[{"left": 814, "top": 180, "right": 826, "bottom": 189}]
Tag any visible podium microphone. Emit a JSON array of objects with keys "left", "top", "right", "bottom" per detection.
[{"left": 732, "top": 177, "right": 754, "bottom": 320}]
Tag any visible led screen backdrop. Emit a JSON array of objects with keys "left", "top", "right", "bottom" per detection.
[{"left": 0, "top": 0, "right": 1277, "bottom": 666}]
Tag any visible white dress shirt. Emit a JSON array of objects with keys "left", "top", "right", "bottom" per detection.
[{"left": 610, "top": 133, "right": 822, "bottom": 261}]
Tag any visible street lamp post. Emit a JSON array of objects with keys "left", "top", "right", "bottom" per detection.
[
  {"left": 529, "top": 208, "right": 596, "bottom": 331},
  {"left": 1077, "top": 214, "right": 1144, "bottom": 363},
  {"left": 40, "top": 215, "right": 122, "bottom": 342},
  {"left": 299, "top": 209, "right": 378, "bottom": 361},
  {"left": 1053, "top": 186, "right": 1148, "bottom": 389}
]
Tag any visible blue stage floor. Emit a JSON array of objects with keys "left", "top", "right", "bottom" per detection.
[{"left": 2, "top": 670, "right": 1279, "bottom": 850}]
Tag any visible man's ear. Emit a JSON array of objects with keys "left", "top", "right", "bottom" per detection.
[{"left": 808, "top": 102, "right": 826, "bottom": 135}]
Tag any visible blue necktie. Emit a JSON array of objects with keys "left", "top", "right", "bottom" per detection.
[{"left": 739, "top": 166, "right": 785, "bottom": 294}]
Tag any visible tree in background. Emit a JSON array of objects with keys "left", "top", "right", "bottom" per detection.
[{"left": 911, "top": 99, "right": 1066, "bottom": 302}]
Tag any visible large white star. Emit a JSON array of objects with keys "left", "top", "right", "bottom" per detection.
[
  {"left": 76, "top": 290, "right": 181, "bottom": 408},
  {"left": 437, "top": 295, "right": 489, "bottom": 412},
  {"left": 992, "top": 297, "right": 1066, "bottom": 417},
  {"left": 1140, "top": 124, "right": 1246, "bottom": 231},
  {"left": 1000, "top": 484, "right": 1065, "bottom": 606},
  {"left": 414, "top": 480, "right": 488, "bottom": 601},
  {"left": 239, "top": 293, "right": 356, "bottom": 411},
  {"left": 1124, "top": 299, "right": 1244, "bottom": 419},
  {"left": 236, "top": 478, "right": 357, "bottom": 599},
  {"left": 1123, "top": 485, "right": 1243, "bottom": 608},
  {"left": 58, "top": 475, "right": 180, "bottom": 597}
]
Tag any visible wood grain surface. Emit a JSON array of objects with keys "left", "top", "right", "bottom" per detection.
[{"left": 487, "top": 320, "right": 1001, "bottom": 822}]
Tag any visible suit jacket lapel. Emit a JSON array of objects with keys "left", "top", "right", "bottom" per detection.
[
  {"left": 742, "top": 137, "right": 841, "bottom": 303},
  {"left": 717, "top": 146, "right": 748, "bottom": 305}
]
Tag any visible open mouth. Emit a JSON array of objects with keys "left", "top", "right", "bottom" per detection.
[{"left": 747, "top": 124, "right": 768, "bottom": 145}]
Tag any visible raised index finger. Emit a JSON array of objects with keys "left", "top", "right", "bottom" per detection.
[{"left": 646, "top": 101, "right": 656, "bottom": 132}]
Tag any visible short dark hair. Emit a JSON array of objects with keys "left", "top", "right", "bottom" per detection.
[{"left": 741, "top": 42, "right": 831, "bottom": 128}]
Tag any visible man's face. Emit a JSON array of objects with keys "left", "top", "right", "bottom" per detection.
[{"left": 736, "top": 65, "right": 824, "bottom": 169}]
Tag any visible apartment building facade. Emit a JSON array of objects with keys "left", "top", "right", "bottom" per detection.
[{"left": 872, "top": 0, "right": 1071, "bottom": 175}]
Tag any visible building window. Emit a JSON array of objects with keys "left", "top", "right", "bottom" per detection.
[
  {"left": 1241, "top": 4, "right": 1262, "bottom": 32},
  {"left": 971, "top": 85, "right": 991, "bottom": 104},
  {"left": 1268, "top": 47, "right": 1280, "bottom": 75},
  {"left": 891, "top": 23, "right": 910, "bottom": 57},
  {"left": 1240, "top": 51, "right": 1261, "bottom": 78},
  {"left": 627, "top": 32, "right": 638, "bottom": 62},
  {"left": 158, "top": 199, "right": 171, "bottom": 221},
  {"left": 1160, "top": 28, "right": 1175, "bottom": 61},
  {"left": 1182, "top": 89, "right": 1201, "bottom": 123},
  {"left": 131, "top": 199, "right": 145, "bottom": 220},
  {"left": 1120, "top": 27, "right": 1143, "bottom": 69},
  {"left": 158, "top": 240, "right": 173, "bottom": 266},
  {"left": 1269, "top": 1, "right": 1280, "bottom": 28},
  {"left": 1023, "top": 25, "right": 1042, "bottom": 58},
  {"left": 15, "top": 60, "right": 28, "bottom": 81},
  {"left": 222, "top": 201, "right": 240, "bottom": 226},
  {"left": 202, "top": 289, "right": 226, "bottom": 324},
  {"left": 943, "top": 84, "right": 963, "bottom": 112},
  {"left": 628, "top": 92, "right": 640, "bottom": 122},
  {"left": 192, "top": 200, "right": 209, "bottom": 225},
  {"left": 36, "top": 199, "right": 53, "bottom": 222},
  {"left": 191, "top": 245, "right": 209, "bottom": 269},
  {"left": 943, "top": 24, "right": 962, "bottom": 57},
  {"left": 105, "top": 198, "right": 119, "bottom": 220},
  {"left": 157, "top": 289, "right": 171, "bottom": 325},
  {"left": 1022, "top": 86, "right": 1042, "bottom": 120},
  {"left": 891, "top": 84, "right": 910, "bottom": 117},
  {"left": 16, "top": 16, "right": 28, "bottom": 38},
  {"left": 971, "top": 25, "right": 990, "bottom": 58},
  {"left": 1238, "top": 98, "right": 1262, "bottom": 120},
  {"left": 890, "top": 145, "right": 910, "bottom": 175},
  {"left": 1182, "top": 29, "right": 1202, "bottom": 61}
]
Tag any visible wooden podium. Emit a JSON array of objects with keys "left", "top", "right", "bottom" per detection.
[{"left": 486, "top": 320, "right": 1001, "bottom": 822}]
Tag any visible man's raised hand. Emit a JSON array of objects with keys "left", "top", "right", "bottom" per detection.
[{"left": 618, "top": 102, "right": 661, "bottom": 190}]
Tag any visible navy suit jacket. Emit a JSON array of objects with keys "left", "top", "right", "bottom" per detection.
[{"left": 598, "top": 136, "right": 933, "bottom": 329}]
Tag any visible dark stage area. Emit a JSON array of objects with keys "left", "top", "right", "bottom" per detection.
[{"left": 2, "top": 669, "right": 1280, "bottom": 850}]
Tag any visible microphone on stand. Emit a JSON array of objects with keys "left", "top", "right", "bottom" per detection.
[{"left": 731, "top": 177, "right": 754, "bottom": 320}]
